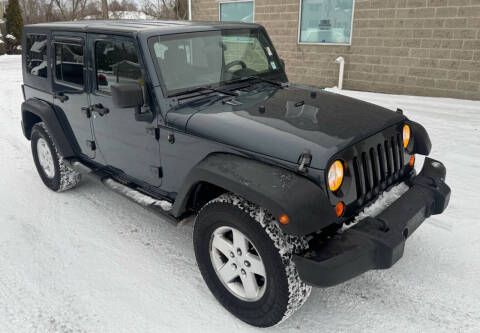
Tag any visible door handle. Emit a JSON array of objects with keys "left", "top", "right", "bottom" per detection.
[{"left": 91, "top": 103, "right": 109, "bottom": 116}]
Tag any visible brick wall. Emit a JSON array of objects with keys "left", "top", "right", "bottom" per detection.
[{"left": 193, "top": 0, "right": 480, "bottom": 100}]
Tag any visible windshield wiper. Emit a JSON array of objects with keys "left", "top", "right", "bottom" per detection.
[
  {"left": 238, "top": 76, "right": 287, "bottom": 88},
  {"left": 170, "top": 85, "right": 238, "bottom": 98}
]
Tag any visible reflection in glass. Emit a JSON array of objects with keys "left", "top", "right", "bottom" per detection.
[
  {"left": 299, "top": 0, "right": 354, "bottom": 44},
  {"left": 220, "top": 1, "right": 254, "bottom": 23}
]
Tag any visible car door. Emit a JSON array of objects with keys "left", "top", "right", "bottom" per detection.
[
  {"left": 87, "top": 34, "right": 161, "bottom": 187},
  {"left": 52, "top": 32, "right": 95, "bottom": 159}
]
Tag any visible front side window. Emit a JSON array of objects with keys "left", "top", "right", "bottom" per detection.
[
  {"left": 299, "top": 0, "right": 354, "bottom": 45},
  {"left": 26, "top": 34, "right": 48, "bottom": 78},
  {"left": 95, "top": 40, "right": 142, "bottom": 94},
  {"left": 149, "top": 29, "right": 281, "bottom": 95},
  {"left": 54, "top": 43, "right": 84, "bottom": 86},
  {"left": 219, "top": 1, "right": 254, "bottom": 23}
]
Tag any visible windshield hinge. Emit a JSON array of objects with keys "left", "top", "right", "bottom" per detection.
[{"left": 298, "top": 150, "right": 312, "bottom": 173}]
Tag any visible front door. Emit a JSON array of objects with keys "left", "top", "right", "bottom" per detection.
[
  {"left": 87, "top": 34, "right": 161, "bottom": 186},
  {"left": 52, "top": 32, "right": 94, "bottom": 158}
]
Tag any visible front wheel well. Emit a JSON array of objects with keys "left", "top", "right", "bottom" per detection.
[
  {"left": 22, "top": 111, "right": 42, "bottom": 139},
  {"left": 188, "top": 182, "right": 228, "bottom": 213}
]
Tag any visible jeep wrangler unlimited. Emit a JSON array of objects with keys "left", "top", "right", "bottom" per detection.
[{"left": 21, "top": 20, "right": 450, "bottom": 327}]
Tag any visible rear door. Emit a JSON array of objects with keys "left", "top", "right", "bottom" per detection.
[
  {"left": 87, "top": 33, "right": 161, "bottom": 186},
  {"left": 51, "top": 32, "right": 95, "bottom": 158}
]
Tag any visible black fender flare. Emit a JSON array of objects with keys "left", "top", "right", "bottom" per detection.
[
  {"left": 408, "top": 120, "right": 431, "bottom": 156},
  {"left": 21, "top": 98, "right": 75, "bottom": 158},
  {"left": 171, "top": 153, "right": 338, "bottom": 236}
]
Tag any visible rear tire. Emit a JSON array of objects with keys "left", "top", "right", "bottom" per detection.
[
  {"left": 193, "top": 194, "right": 311, "bottom": 327},
  {"left": 31, "top": 122, "right": 81, "bottom": 192}
]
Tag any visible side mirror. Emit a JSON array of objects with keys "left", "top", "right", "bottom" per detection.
[
  {"left": 111, "top": 83, "right": 144, "bottom": 108},
  {"left": 280, "top": 59, "right": 286, "bottom": 70},
  {"left": 111, "top": 83, "right": 154, "bottom": 123}
]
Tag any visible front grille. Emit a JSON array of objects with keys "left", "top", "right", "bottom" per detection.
[{"left": 352, "top": 132, "right": 405, "bottom": 201}]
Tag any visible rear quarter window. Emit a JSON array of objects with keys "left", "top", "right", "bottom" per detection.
[
  {"left": 54, "top": 43, "right": 84, "bottom": 87},
  {"left": 25, "top": 34, "right": 48, "bottom": 78}
]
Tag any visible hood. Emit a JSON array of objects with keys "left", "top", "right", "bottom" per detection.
[{"left": 166, "top": 86, "right": 405, "bottom": 169}]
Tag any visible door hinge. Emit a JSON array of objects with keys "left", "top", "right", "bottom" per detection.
[
  {"left": 146, "top": 127, "right": 160, "bottom": 141},
  {"left": 86, "top": 140, "right": 96, "bottom": 151},
  {"left": 81, "top": 106, "right": 92, "bottom": 118},
  {"left": 150, "top": 166, "right": 163, "bottom": 178}
]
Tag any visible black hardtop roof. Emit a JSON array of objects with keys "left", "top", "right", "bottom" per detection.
[{"left": 24, "top": 19, "right": 261, "bottom": 35}]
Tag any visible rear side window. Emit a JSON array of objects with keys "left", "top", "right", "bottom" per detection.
[
  {"left": 54, "top": 43, "right": 84, "bottom": 87},
  {"left": 95, "top": 40, "right": 142, "bottom": 94},
  {"left": 25, "top": 34, "right": 48, "bottom": 78}
]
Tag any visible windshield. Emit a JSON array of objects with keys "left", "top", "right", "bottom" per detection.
[{"left": 148, "top": 29, "right": 283, "bottom": 95}]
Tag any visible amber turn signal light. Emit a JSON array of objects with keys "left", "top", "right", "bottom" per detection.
[
  {"left": 403, "top": 124, "right": 411, "bottom": 148},
  {"left": 409, "top": 155, "right": 415, "bottom": 167},
  {"left": 335, "top": 202, "right": 345, "bottom": 217},
  {"left": 278, "top": 214, "right": 290, "bottom": 225}
]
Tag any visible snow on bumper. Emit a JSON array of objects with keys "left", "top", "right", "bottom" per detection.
[{"left": 293, "top": 157, "right": 451, "bottom": 287}]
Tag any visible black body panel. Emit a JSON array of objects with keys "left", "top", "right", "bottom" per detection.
[
  {"left": 171, "top": 153, "right": 338, "bottom": 236},
  {"left": 178, "top": 86, "right": 405, "bottom": 170},
  {"left": 293, "top": 157, "right": 451, "bottom": 287}
]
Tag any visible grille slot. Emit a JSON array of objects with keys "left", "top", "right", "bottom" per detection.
[{"left": 352, "top": 134, "right": 404, "bottom": 201}]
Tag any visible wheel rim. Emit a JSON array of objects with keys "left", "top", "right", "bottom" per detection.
[
  {"left": 37, "top": 138, "right": 55, "bottom": 179},
  {"left": 209, "top": 226, "right": 267, "bottom": 302}
]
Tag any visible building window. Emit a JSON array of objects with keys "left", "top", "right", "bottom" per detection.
[
  {"left": 25, "top": 35, "right": 48, "bottom": 78},
  {"left": 298, "top": 0, "right": 354, "bottom": 45},
  {"left": 219, "top": 1, "right": 254, "bottom": 23}
]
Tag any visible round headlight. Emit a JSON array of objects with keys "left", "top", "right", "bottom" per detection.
[
  {"left": 403, "top": 124, "right": 411, "bottom": 148},
  {"left": 328, "top": 160, "right": 344, "bottom": 192}
]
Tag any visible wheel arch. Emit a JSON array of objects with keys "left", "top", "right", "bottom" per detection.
[
  {"left": 21, "top": 98, "right": 76, "bottom": 158},
  {"left": 171, "top": 153, "right": 338, "bottom": 236},
  {"left": 185, "top": 181, "right": 229, "bottom": 213}
]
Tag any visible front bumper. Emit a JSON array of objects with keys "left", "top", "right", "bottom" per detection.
[{"left": 294, "top": 157, "right": 451, "bottom": 287}]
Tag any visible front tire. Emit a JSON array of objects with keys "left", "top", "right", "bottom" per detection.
[
  {"left": 31, "top": 122, "right": 81, "bottom": 192},
  {"left": 193, "top": 194, "right": 311, "bottom": 327}
]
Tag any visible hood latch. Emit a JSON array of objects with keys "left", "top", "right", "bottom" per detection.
[{"left": 298, "top": 150, "right": 312, "bottom": 173}]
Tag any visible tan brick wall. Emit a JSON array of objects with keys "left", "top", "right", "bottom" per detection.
[{"left": 193, "top": 0, "right": 480, "bottom": 100}]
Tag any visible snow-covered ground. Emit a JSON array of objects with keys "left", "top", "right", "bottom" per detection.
[{"left": 1, "top": 54, "right": 480, "bottom": 332}]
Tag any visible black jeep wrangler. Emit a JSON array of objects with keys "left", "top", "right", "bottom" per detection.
[{"left": 21, "top": 20, "right": 450, "bottom": 327}]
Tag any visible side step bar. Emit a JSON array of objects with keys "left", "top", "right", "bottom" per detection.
[
  {"left": 68, "top": 160, "right": 179, "bottom": 225},
  {"left": 102, "top": 178, "right": 172, "bottom": 212}
]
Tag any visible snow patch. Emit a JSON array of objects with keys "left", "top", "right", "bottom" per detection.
[
  {"left": 342, "top": 182, "right": 410, "bottom": 231},
  {"left": 6, "top": 34, "right": 16, "bottom": 40},
  {"left": 1, "top": 56, "right": 480, "bottom": 331}
]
